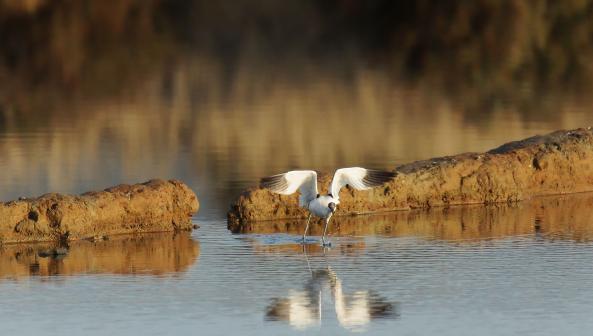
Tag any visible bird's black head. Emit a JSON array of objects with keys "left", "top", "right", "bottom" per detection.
[{"left": 328, "top": 202, "right": 336, "bottom": 213}]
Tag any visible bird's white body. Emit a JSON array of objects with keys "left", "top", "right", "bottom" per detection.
[
  {"left": 260, "top": 167, "right": 395, "bottom": 246},
  {"left": 307, "top": 195, "right": 339, "bottom": 219}
]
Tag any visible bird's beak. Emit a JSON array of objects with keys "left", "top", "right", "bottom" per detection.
[{"left": 328, "top": 202, "right": 336, "bottom": 213}]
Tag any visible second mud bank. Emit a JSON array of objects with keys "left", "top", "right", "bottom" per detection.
[{"left": 229, "top": 128, "right": 593, "bottom": 225}]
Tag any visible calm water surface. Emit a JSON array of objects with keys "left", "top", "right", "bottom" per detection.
[
  {"left": 3, "top": 108, "right": 593, "bottom": 335},
  {"left": 3, "top": 36, "right": 593, "bottom": 336},
  {"left": 2, "top": 194, "right": 593, "bottom": 335}
]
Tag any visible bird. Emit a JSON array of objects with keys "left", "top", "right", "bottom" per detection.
[{"left": 260, "top": 167, "right": 395, "bottom": 246}]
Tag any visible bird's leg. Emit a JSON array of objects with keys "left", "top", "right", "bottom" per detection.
[
  {"left": 302, "top": 213, "right": 312, "bottom": 244},
  {"left": 321, "top": 216, "right": 332, "bottom": 247}
]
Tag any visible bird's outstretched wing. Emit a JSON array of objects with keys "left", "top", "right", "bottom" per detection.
[
  {"left": 260, "top": 170, "right": 318, "bottom": 207},
  {"left": 330, "top": 167, "right": 395, "bottom": 200}
]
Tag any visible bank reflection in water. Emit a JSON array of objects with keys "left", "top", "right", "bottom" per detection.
[
  {"left": 236, "top": 192, "right": 593, "bottom": 242},
  {"left": 266, "top": 246, "right": 398, "bottom": 331},
  {"left": 0, "top": 232, "right": 199, "bottom": 279}
]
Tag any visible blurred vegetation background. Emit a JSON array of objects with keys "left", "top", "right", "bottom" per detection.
[
  {"left": 1, "top": 0, "right": 593, "bottom": 113},
  {"left": 0, "top": 0, "right": 592, "bottom": 200}
]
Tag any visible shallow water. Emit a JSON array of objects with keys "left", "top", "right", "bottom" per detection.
[
  {"left": 3, "top": 88, "right": 593, "bottom": 336},
  {"left": 3, "top": 93, "right": 593, "bottom": 336},
  {"left": 3, "top": 3, "right": 593, "bottom": 333},
  {"left": 3, "top": 194, "right": 593, "bottom": 335}
]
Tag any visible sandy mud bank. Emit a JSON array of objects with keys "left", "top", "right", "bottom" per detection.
[
  {"left": 0, "top": 179, "right": 198, "bottom": 244},
  {"left": 229, "top": 128, "right": 593, "bottom": 226}
]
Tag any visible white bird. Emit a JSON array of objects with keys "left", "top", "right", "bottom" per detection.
[{"left": 260, "top": 167, "right": 395, "bottom": 246}]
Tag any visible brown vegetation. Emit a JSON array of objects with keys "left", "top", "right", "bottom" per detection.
[{"left": 2, "top": 1, "right": 593, "bottom": 92}]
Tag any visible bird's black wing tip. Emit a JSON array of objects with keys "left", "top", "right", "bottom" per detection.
[
  {"left": 363, "top": 169, "right": 396, "bottom": 187},
  {"left": 260, "top": 173, "right": 288, "bottom": 191}
]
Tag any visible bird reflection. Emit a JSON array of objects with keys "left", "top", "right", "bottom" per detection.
[{"left": 265, "top": 247, "right": 398, "bottom": 331}]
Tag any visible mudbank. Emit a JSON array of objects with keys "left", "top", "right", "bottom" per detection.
[
  {"left": 229, "top": 128, "right": 593, "bottom": 226},
  {"left": 0, "top": 179, "right": 199, "bottom": 244}
]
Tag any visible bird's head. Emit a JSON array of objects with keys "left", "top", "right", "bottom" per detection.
[{"left": 328, "top": 202, "right": 336, "bottom": 213}]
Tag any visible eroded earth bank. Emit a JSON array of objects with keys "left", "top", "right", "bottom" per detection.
[
  {"left": 229, "top": 128, "right": 593, "bottom": 229},
  {"left": 0, "top": 179, "right": 198, "bottom": 244}
]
